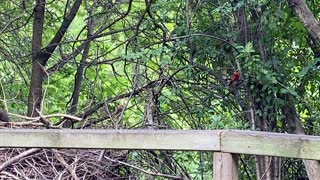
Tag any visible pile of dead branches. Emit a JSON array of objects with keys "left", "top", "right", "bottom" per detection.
[
  {"left": 0, "top": 148, "right": 130, "bottom": 179},
  {"left": 0, "top": 112, "right": 133, "bottom": 179}
]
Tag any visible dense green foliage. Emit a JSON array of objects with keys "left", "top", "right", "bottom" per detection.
[{"left": 0, "top": 0, "right": 320, "bottom": 179}]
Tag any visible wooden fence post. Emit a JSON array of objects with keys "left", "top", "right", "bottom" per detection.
[{"left": 213, "top": 152, "right": 238, "bottom": 180}]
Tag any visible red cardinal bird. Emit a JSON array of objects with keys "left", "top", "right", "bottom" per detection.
[{"left": 229, "top": 71, "right": 240, "bottom": 86}]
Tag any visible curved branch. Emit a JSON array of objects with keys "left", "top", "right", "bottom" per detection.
[
  {"left": 41, "top": 0, "right": 83, "bottom": 63},
  {"left": 0, "top": 148, "right": 41, "bottom": 172},
  {"left": 288, "top": 0, "right": 320, "bottom": 45}
]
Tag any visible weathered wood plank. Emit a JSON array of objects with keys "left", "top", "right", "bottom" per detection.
[
  {"left": 221, "top": 130, "right": 320, "bottom": 160},
  {"left": 1, "top": 129, "right": 320, "bottom": 160},
  {"left": 213, "top": 152, "right": 239, "bottom": 180},
  {"left": 0, "top": 129, "right": 221, "bottom": 151}
]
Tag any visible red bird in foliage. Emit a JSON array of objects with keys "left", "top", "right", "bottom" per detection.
[{"left": 229, "top": 71, "right": 240, "bottom": 86}]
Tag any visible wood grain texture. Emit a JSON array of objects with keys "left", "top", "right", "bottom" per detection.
[
  {"left": 214, "top": 152, "right": 239, "bottom": 180},
  {"left": 0, "top": 129, "right": 221, "bottom": 151},
  {"left": 0, "top": 129, "right": 320, "bottom": 160},
  {"left": 221, "top": 130, "right": 320, "bottom": 160}
]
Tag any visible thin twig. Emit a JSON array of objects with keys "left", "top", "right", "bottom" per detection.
[
  {"left": 260, "top": 156, "right": 273, "bottom": 180},
  {"left": 8, "top": 112, "right": 82, "bottom": 121},
  {"left": 53, "top": 149, "right": 79, "bottom": 180},
  {"left": 0, "top": 71, "right": 8, "bottom": 111},
  {"left": 104, "top": 156, "right": 184, "bottom": 179}
]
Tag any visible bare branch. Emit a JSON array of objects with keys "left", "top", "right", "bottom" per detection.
[
  {"left": 0, "top": 148, "right": 40, "bottom": 172},
  {"left": 104, "top": 156, "right": 182, "bottom": 179}
]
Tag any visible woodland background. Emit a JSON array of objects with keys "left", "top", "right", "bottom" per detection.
[{"left": 0, "top": 0, "right": 320, "bottom": 179}]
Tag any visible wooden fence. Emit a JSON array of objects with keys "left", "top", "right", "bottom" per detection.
[{"left": 1, "top": 129, "right": 320, "bottom": 179}]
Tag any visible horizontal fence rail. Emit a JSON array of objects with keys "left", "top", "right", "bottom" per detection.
[{"left": 0, "top": 129, "right": 320, "bottom": 160}]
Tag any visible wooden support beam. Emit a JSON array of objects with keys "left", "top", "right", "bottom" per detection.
[
  {"left": 213, "top": 152, "right": 239, "bottom": 180},
  {"left": 0, "top": 129, "right": 320, "bottom": 160},
  {"left": 221, "top": 130, "right": 320, "bottom": 160},
  {"left": 0, "top": 129, "right": 221, "bottom": 150}
]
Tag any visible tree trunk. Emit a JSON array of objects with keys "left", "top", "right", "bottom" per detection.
[
  {"left": 27, "top": 0, "right": 83, "bottom": 116},
  {"left": 282, "top": 97, "right": 320, "bottom": 180},
  {"left": 288, "top": 0, "right": 320, "bottom": 46},
  {"left": 68, "top": 16, "right": 93, "bottom": 114},
  {"left": 287, "top": 1, "right": 320, "bottom": 179},
  {"left": 64, "top": 15, "right": 93, "bottom": 128},
  {"left": 233, "top": 2, "right": 280, "bottom": 178},
  {"left": 27, "top": 0, "right": 46, "bottom": 117}
]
